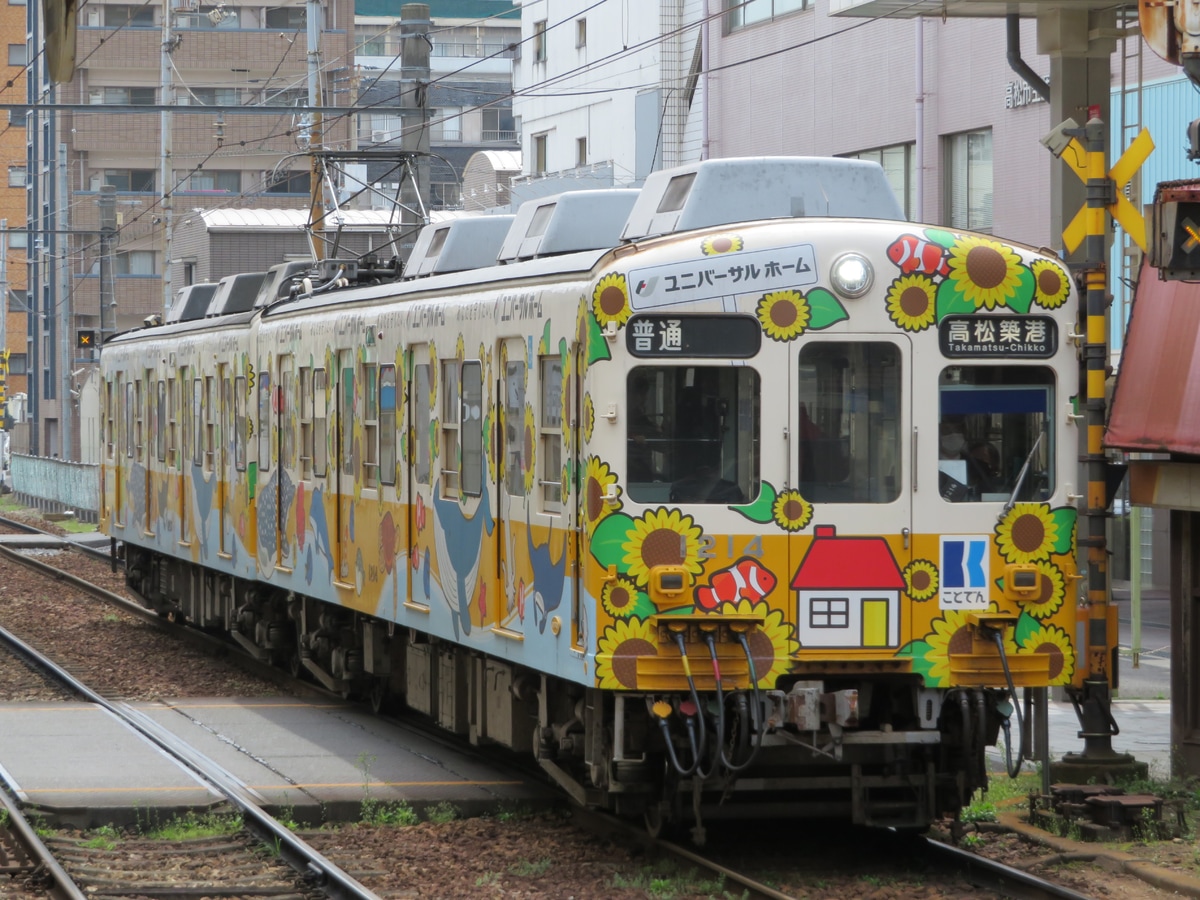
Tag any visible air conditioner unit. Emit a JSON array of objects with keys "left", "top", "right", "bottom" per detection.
[
  {"left": 372, "top": 130, "right": 388, "bottom": 143},
  {"left": 86, "top": 7, "right": 101, "bottom": 26}
]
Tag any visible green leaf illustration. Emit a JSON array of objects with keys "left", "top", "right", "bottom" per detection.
[
  {"left": 585, "top": 305, "right": 611, "bottom": 366},
  {"left": 1004, "top": 266, "right": 1036, "bottom": 315},
  {"left": 806, "top": 288, "right": 850, "bottom": 330},
  {"left": 1015, "top": 611, "right": 1040, "bottom": 646},
  {"left": 731, "top": 480, "right": 779, "bottom": 523},
  {"left": 1050, "top": 507, "right": 1077, "bottom": 554},
  {"left": 590, "top": 512, "right": 634, "bottom": 569},
  {"left": 935, "top": 278, "right": 975, "bottom": 322},
  {"left": 926, "top": 228, "right": 957, "bottom": 249}
]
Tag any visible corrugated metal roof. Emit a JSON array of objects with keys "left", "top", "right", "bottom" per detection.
[
  {"left": 1106, "top": 263, "right": 1200, "bottom": 454},
  {"left": 197, "top": 209, "right": 422, "bottom": 231}
]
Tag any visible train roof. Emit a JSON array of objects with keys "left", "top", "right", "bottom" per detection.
[
  {"left": 621, "top": 157, "right": 904, "bottom": 241},
  {"left": 165, "top": 283, "right": 219, "bottom": 324},
  {"left": 497, "top": 189, "right": 640, "bottom": 263},
  {"left": 253, "top": 260, "right": 315, "bottom": 309},
  {"left": 206, "top": 271, "right": 268, "bottom": 317}
]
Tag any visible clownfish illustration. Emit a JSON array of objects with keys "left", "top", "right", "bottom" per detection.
[
  {"left": 887, "top": 234, "right": 950, "bottom": 277},
  {"left": 695, "top": 557, "right": 777, "bottom": 612}
]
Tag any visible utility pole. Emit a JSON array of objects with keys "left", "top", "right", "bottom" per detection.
[
  {"left": 98, "top": 186, "right": 117, "bottom": 347},
  {"left": 161, "top": 0, "right": 175, "bottom": 314},
  {"left": 58, "top": 142, "right": 70, "bottom": 460},
  {"left": 305, "top": 0, "right": 325, "bottom": 259},
  {"left": 400, "top": 3, "right": 430, "bottom": 243}
]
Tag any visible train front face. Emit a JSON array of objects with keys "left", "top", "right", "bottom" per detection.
[{"left": 582, "top": 218, "right": 1083, "bottom": 827}]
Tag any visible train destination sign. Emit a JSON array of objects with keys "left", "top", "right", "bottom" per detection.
[
  {"left": 938, "top": 315, "right": 1057, "bottom": 359},
  {"left": 626, "top": 315, "right": 761, "bottom": 358}
]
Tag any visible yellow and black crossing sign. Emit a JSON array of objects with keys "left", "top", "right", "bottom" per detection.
[
  {"left": 77, "top": 329, "right": 96, "bottom": 349},
  {"left": 1059, "top": 125, "right": 1154, "bottom": 253}
]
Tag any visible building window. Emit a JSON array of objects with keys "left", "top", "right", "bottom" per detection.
[
  {"left": 576, "top": 137, "right": 587, "bottom": 168},
  {"left": 177, "top": 86, "right": 241, "bottom": 105},
  {"left": 533, "top": 133, "right": 548, "bottom": 174},
  {"left": 846, "top": 143, "right": 914, "bottom": 220},
  {"left": 533, "top": 19, "right": 547, "bottom": 62},
  {"left": 431, "top": 181, "right": 461, "bottom": 208},
  {"left": 6, "top": 352, "right": 25, "bottom": 374},
  {"left": 177, "top": 170, "right": 241, "bottom": 193},
  {"left": 264, "top": 6, "right": 304, "bottom": 27},
  {"left": 481, "top": 107, "right": 516, "bottom": 142},
  {"left": 7, "top": 165, "right": 24, "bottom": 187},
  {"left": 576, "top": 18, "right": 586, "bottom": 48},
  {"left": 9, "top": 0, "right": 26, "bottom": 7},
  {"left": 8, "top": 108, "right": 24, "bottom": 126},
  {"left": 945, "top": 128, "right": 993, "bottom": 232},
  {"left": 103, "top": 169, "right": 156, "bottom": 192},
  {"left": 361, "top": 28, "right": 387, "bottom": 55},
  {"left": 431, "top": 107, "right": 462, "bottom": 142},
  {"left": 8, "top": 44, "right": 26, "bottom": 66},
  {"left": 114, "top": 250, "right": 156, "bottom": 275},
  {"left": 104, "top": 4, "right": 155, "bottom": 27},
  {"left": 89, "top": 86, "right": 156, "bottom": 105},
  {"left": 726, "top": 0, "right": 807, "bottom": 31},
  {"left": 8, "top": 231, "right": 26, "bottom": 249},
  {"left": 265, "top": 170, "right": 309, "bottom": 194}
]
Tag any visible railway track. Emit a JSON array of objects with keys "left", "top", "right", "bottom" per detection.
[{"left": 0, "top": 511, "right": 1182, "bottom": 898}]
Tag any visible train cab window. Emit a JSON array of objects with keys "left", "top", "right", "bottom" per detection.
[
  {"left": 461, "top": 361, "right": 483, "bottom": 496},
  {"left": 938, "top": 366, "right": 1054, "bottom": 503},
  {"left": 414, "top": 363, "right": 431, "bottom": 485},
  {"left": 797, "top": 342, "right": 901, "bottom": 504},
  {"left": 626, "top": 365, "right": 759, "bottom": 504},
  {"left": 441, "top": 360, "right": 460, "bottom": 496},
  {"left": 379, "top": 364, "right": 396, "bottom": 486},
  {"left": 540, "top": 356, "right": 563, "bottom": 510}
]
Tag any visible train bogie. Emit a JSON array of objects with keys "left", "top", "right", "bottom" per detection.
[{"left": 101, "top": 157, "right": 1092, "bottom": 838}]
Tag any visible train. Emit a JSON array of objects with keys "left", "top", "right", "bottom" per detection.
[{"left": 100, "top": 157, "right": 1092, "bottom": 840}]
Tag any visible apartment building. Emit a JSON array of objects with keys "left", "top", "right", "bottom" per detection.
[{"left": 1, "top": 0, "right": 27, "bottom": 418}]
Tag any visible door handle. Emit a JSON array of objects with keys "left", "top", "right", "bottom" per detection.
[{"left": 902, "top": 527, "right": 910, "bottom": 550}]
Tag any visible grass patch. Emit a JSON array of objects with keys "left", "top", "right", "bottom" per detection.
[
  {"left": 82, "top": 824, "right": 120, "bottom": 850},
  {"left": 494, "top": 804, "right": 535, "bottom": 824},
  {"left": 509, "top": 857, "right": 553, "bottom": 877},
  {"left": 425, "top": 802, "right": 458, "bottom": 824},
  {"left": 140, "top": 810, "right": 242, "bottom": 840},
  {"left": 360, "top": 797, "right": 419, "bottom": 826},
  {"left": 60, "top": 519, "right": 98, "bottom": 534},
  {"left": 476, "top": 871, "right": 501, "bottom": 886},
  {"left": 611, "top": 857, "right": 740, "bottom": 899}
]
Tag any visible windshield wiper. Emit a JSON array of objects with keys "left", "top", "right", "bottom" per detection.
[{"left": 1002, "top": 426, "right": 1046, "bottom": 516}]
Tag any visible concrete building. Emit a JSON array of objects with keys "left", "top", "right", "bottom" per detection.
[{"left": 1, "top": 0, "right": 27, "bottom": 418}]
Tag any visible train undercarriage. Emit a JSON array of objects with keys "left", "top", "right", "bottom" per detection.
[{"left": 125, "top": 544, "right": 1005, "bottom": 842}]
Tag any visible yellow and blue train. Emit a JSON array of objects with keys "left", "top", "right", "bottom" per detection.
[{"left": 101, "top": 157, "right": 1092, "bottom": 838}]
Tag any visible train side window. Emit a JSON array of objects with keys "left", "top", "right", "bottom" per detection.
[
  {"left": 125, "top": 382, "right": 134, "bottom": 459},
  {"left": 414, "top": 363, "right": 431, "bottom": 485},
  {"left": 626, "top": 365, "right": 760, "bottom": 504},
  {"left": 257, "top": 366, "right": 271, "bottom": 475},
  {"left": 797, "top": 342, "right": 901, "bottom": 504},
  {"left": 938, "top": 366, "right": 1054, "bottom": 504},
  {"left": 105, "top": 378, "right": 115, "bottom": 458},
  {"left": 155, "top": 380, "right": 165, "bottom": 462},
  {"left": 363, "top": 362, "right": 378, "bottom": 489},
  {"left": 461, "top": 361, "right": 482, "bottom": 496},
  {"left": 136, "top": 375, "right": 146, "bottom": 462},
  {"left": 192, "top": 378, "right": 203, "bottom": 467},
  {"left": 299, "top": 366, "right": 313, "bottom": 478},
  {"left": 234, "top": 375, "right": 247, "bottom": 472},
  {"left": 280, "top": 365, "right": 295, "bottom": 470},
  {"left": 166, "top": 377, "right": 176, "bottom": 466},
  {"left": 504, "top": 357, "right": 526, "bottom": 496},
  {"left": 313, "top": 368, "right": 328, "bottom": 477},
  {"left": 179, "top": 369, "right": 189, "bottom": 468},
  {"left": 540, "top": 355, "right": 562, "bottom": 510},
  {"left": 204, "top": 376, "right": 215, "bottom": 472},
  {"left": 380, "top": 364, "right": 396, "bottom": 486},
  {"left": 441, "top": 360, "right": 460, "bottom": 497}
]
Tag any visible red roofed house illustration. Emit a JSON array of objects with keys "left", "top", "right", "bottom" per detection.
[{"left": 790, "top": 524, "right": 905, "bottom": 649}]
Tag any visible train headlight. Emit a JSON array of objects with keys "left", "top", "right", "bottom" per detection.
[{"left": 830, "top": 253, "right": 873, "bottom": 299}]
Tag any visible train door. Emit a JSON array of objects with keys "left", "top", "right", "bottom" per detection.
[
  {"left": 217, "top": 365, "right": 231, "bottom": 556},
  {"left": 568, "top": 342, "right": 584, "bottom": 651},
  {"left": 407, "top": 344, "right": 433, "bottom": 611},
  {"left": 274, "top": 355, "right": 294, "bottom": 571},
  {"left": 789, "top": 337, "right": 912, "bottom": 653},
  {"left": 495, "top": 337, "right": 526, "bottom": 636},
  {"left": 334, "top": 349, "right": 354, "bottom": 586}
]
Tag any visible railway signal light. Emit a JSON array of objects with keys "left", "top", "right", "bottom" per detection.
[
  {"left": 77, "top": 330, "right": 95, "bottom": 349},
  {"left": 1149, "top": 189, "right": 1200, "bottom": 280}
]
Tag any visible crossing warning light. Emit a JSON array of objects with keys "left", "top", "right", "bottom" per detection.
[
  {"left": 1150, "top": 184, "right": 1200, "bottom": 281},
  {"left": 77, "top": 329, "right": 95, "bottom": 349}
]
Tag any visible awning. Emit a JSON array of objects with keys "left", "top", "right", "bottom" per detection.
[{"left": 1106, "top": 262, "right": 1200, "bottom": 455}]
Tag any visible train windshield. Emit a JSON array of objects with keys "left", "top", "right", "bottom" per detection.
[
  {"left": 938, "top": 366, "right": 1054, "bottom": 503},
  {"left": 626, "top": 366, "right": 759, "bottom": 504}
]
